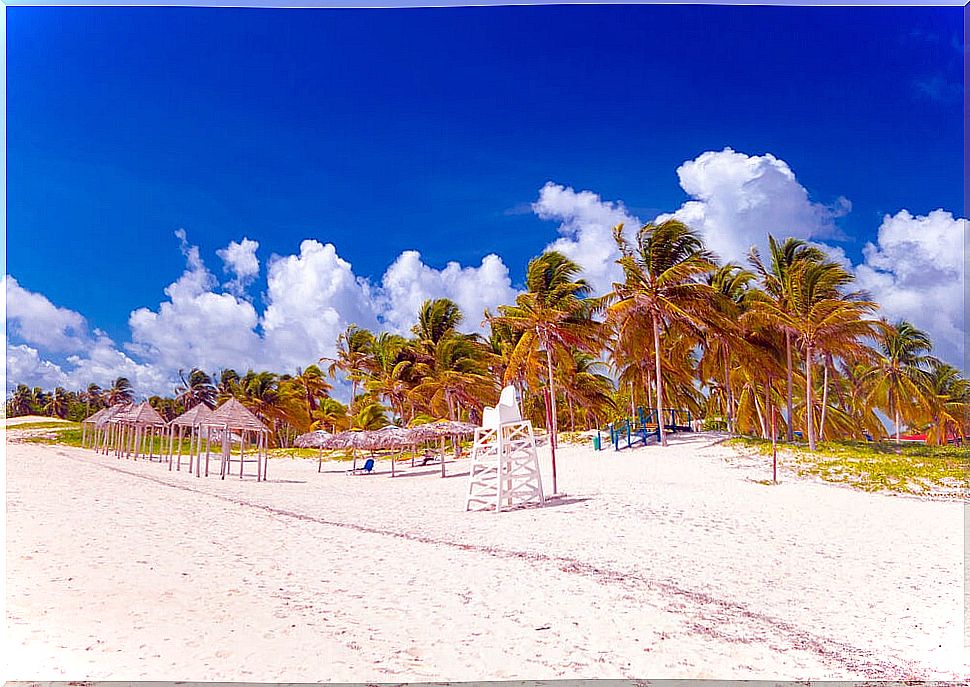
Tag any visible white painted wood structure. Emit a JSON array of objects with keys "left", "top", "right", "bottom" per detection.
[{"left": 465, "top": 386, "right": 545, "bottom": 512}]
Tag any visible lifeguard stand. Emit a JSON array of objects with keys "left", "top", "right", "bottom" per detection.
[{"left": 465, "top": 386, "right": 545, "bottom": 512}]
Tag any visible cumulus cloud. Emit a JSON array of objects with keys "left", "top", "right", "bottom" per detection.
[
  {"left": 854, "top": 209, "right": 966, "bottom": 369},
  {"left": 216, "top": 237, "right": 260, "bottom": 296},
  {"left": 127, "top": 230, "right": 263, "bottom": 374},
  {"left": 534, "top": 182, "right": 639, "bottom": 294},
  {"left": 6, "top": 342, "right": 69, "bottom": 389},
  {"left": 261, "top": 240, "right": 379, "bottom": 370},
  {"left": 378, "top": 250, "right": 519, "bottom": 334},
  {"left": 658, "top": 148, "right": 849, "bottom": 264},
  {"left": 5, "top": 276, "right": 91, "bottom": 352}
]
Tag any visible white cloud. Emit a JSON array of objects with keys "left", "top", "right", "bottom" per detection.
[
  {"left": 127, "top": 230, "right": 263, "bottom": 375},
  {"left": 378, "top": 250, "right": 519, "bottom": 334},
  {"left": 216, "top": 237, "right": 260, "bottom": 296},
  {"left": 534, "top": 181, "right": 639, "bottom": 295},
  {"left": 6, "top": 343, "right": 69, "bottom": 389},
  {"left": 854, "top": 209, "right": 966, "bottom": 369},
  {"left": 658, "top": 148, "right": 849, "bottom": 264},
  {"left": 261, "top": 240, "right": 379, "bottom": 371},
  {"left": 5, "top": 276, "right": 91, "bottom": 352}
]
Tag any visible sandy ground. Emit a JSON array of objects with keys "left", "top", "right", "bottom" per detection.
[
  {"left": 4, "top": 415, "right": 74, "bottom": 426},
  {"left": 5, "top": 430, "right": 966, "bottom": 681}
]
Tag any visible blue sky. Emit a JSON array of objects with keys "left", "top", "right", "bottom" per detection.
[{"left": 5, "top": 5, "right": 966, "bottom": 394}]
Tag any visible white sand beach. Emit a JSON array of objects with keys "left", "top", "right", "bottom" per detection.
[{"left": 5, "top": 431, "right": 966, "bottom": 681}]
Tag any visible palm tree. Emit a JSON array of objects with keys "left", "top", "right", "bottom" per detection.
[
  {"left": 364, "top": 333, "right": 414, "bottom": 421},
  {"left": 491, "top": 251, "right": 605, "bottom": 447},
  {"left": 558, "top": 351, "right": 615, "bottom": 430},
  {"left": 292, "top": 364, "right": 332, "bottom": 415},
  {"left": 410, "top": 331, "right": 498, "bottom": 421},
  {"left": 862, "top": 321, "right": 936, "bottom": 443},
  {"left": 176, "top": 368, "right": 217, "bottom": 409},
  {"left": 216, "top": 369, "right": 241, "bottom": 403},
  {"left": 105, "top": 377, "right": 135, "bottom": 405},
  {"left": 749, "top": 236, "right": 827, "bottom": 441},
  {"left": 326, "top": 325, "right": 375, "bottom": 403},
  {"left": 235, "top": 371, "right": 294, "bottom": 444},
  {"left": 608, "top": 221, "right": 717, "bottom": 447},
  {"left": 749, "top": 259, "right": 880, "bottom": 450},
  {"left": 81, "top": 383, "right": 104, "bottom": 418},
  {"left": 44, "top": 387, "right": 69, "bottom": 418},
  {"left": 9, "top": 384, "right": 33, "bottom": 416},
  {"left": 701, "top": 263, "right": 756, "bottom": 432},
  {"left": 413, "top": 298, "right": 463, "bottom": 348},
  {"left": 923, "top": 361, "right": 970, "bottom": 445},
  {"left": 311, "top": 397, "right": 351, "bottom": 432}
]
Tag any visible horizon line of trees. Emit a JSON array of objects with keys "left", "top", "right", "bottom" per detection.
[{"left": 7, "top": 225, "right": 969, "bottom": 449}]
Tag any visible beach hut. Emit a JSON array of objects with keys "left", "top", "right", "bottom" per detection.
[
  {"left": 116, "top": 402, "right": 167, "bottom": 461},
  {"left": 200, "top": 398, "right": 270, "bottom": 481},
  {"left": 93, "top": 403, "right": 132, "bottom": 455},
  {"left": 80, "top": 407, "right": 108, "bottom": 448},
  {"left": 166, "top": 403, "right": 214, "bottom": 473}
]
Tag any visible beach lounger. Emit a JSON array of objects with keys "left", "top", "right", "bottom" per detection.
[{"left": 348, "top": 458, "right": 375, "bottom": 475}]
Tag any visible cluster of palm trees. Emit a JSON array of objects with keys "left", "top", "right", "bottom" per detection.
[
  {"left": 8, "top": 222, "right": 968, "bottom": 449},
  {"left": 6, "top": 378, "right": 135, "bottom": 422}
]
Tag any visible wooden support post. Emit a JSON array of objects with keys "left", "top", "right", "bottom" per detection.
[{"left": 771, "top": 405, "right": 778, "bottom": 484}]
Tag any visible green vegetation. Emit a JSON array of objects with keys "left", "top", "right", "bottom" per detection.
[
  {"left": 8, "top": 231, "right": 969, "bottom": 452},
  {"left": 729, "top": 436, "right": 968, "bottom": 497},
  {"left": 21, "top": 426, "right": 84, "bottom": 446}
]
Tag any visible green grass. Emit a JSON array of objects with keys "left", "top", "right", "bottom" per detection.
[{"left": 728, "top": 437, "right": 969, "bottom": 497}]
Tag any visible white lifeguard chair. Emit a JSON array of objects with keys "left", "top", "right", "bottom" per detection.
[{"left": 465, "top": 386, "right": 545, "bottom": 512}]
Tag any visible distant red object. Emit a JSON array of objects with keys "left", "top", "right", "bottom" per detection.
[{"left": 898, "top": 433, "right": 927, "bottom": 442}]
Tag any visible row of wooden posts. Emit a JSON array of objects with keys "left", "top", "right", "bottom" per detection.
[{"left": 80, "top": 400, "right": 270, "bottom": 481}]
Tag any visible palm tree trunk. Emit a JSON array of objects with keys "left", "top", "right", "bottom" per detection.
[
  {"left": 819, "top": 354, "right": 830, "bottom": 441},
  {"left": 652, "top": 313, "right": 667, "bottom": 447},
  {"left": 753, "top": 384, "right": 767, "bottom": 438},
  {"left": 786, "top": 330, "right": 794, "bottom": 442},
  {"left": 723, "top": 346, "right": 734, "bottom": 433},
  {"left": 806, "top": 344, "right": 816, "bottom": 451},
  {"left": 895, "top": 407, "right": 901, "bottom": 444}
]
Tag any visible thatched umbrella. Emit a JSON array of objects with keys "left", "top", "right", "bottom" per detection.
[
  {"left": 361, "top": 426, "right": 412, "bottom": 477},
  {"left": 294, "top": 430, "right": 335, "bottom": 473},
  {"left": 322, "top": 430, "right": 372, "bottom": 472},
  {"left": 408, "top": 420, "right": 478, "bottom": 477},
  {"left": 167, "top": 403, "right": 213, "bottom": 473},
  {"left": 201, "top": 398, "right": 270, "bottom": 481}
]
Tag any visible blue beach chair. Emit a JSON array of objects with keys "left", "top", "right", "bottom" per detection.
[{"left": 348, "top": 457, "right": 376, "bottom": 475}]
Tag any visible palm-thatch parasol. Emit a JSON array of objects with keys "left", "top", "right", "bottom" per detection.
[
  {"left": 361, "top": 426, "right": 414, "bottom": 477},
  {"left": 406, "top": 420, "right": 479, "bottom": 477},
  {"left": 294, "top": 429, "right": 335, "bottom": 472},
  {"left": 322, "top": 430, "right": 373, "bottom": 472}
]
